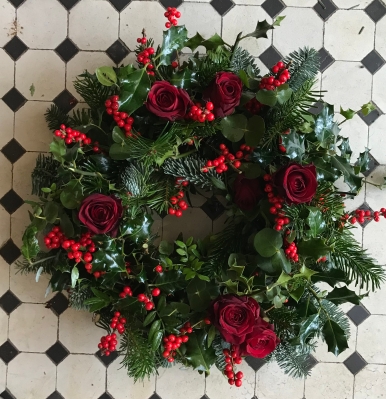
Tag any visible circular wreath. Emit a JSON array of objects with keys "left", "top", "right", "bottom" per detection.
[{"left": 19, "top": 9, "right": 385, "bottom": 387}]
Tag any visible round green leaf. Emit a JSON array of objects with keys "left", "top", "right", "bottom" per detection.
[
  {"left": 254, "top": 228, "right": 283, "bottom": 257},
  {"left": 220, "top": 114, "right": 247, "bottom": 142},
  {"left": 95, "top": 66, "right": 117, "bottom": 86},
  {"left": 256, "top": 89, "right": 277, "bottom": 107},
  {"left": 245, "top": 115, "right": 265, "bottom": 147}
]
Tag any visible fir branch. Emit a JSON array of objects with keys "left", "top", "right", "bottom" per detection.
[
  {"left": 73, "top": 71, "right": 111, "bottom": 109},
  {"left": 69, "top": 107, "right": 93, "bottom": 127},
  {"left": 31, "top": 154, "right": 59, "bottom": 196},
  {"left": 212, "top": 335, "right": 230, "bottom": 372},
  {"left": 196, "top": 47, "right": 230, "bottom": 87},
  {"left": 15, "top": 252, "right": 60, "bottom": 275},
  {"left": 120, "top": 327, "right": 158, "bottom": 382},
  {"left": 330, "top": 230, "right": 386, "bottom": 291},
  {"left": 44, "top": 104, "right": 70, "bottom": 131},
  {"left": 229, "top": 46, "right": 260, "bottom": 76},
  {"left": 163, "top": 157, "right": 222, "bottom": 189},
  {"left": 284, "top": 48, "right": 320, "bottom": 91},
  {"left": 68, "top": 283, "right": 92, "bottom": 311},
  {"left": 268, "top": 307, "right": 300, "bottom": 341}
]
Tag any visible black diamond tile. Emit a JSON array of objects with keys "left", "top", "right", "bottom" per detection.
[
  {"left": 1, "top": 139, "right": 26, "bottom": 164},
  {"left": 46, "top": 391, "right": 65, "bottom": 399},
  {"left": 361, "top": 50, "right": 385, "bottom": 74},
  {"left": 0, "top": 240, "right": 21, "bottom": 265},
  {"left": 359, "top": 104, "right": 381, "bottom": 126},
  {"left": 344, "top": 351, "right": 368, "bottom": 375},
  {"left": 0, "top": 190, "right": 24, "bottom": 214},
  {"left": 2, "top": 87, "right": 26, "bottom": 112},
  {"left": 199, "top": 396, "right": 210, "bottom": 399},
  {"left": 98, "top": 393, "right": 114, "bottom": 399},
  {"left": 57, "top": 0, "right": 80, "bottom": 10},
  {"left": 46, "top": 341, "right": 69, "bottom": 365},
  {"left": 148, "top": 395, "right": 161, "bottom": 399},
  {"left": 355, "top": 202, "right": 374, "bottom": 227},
  {"left": 0, "top": 291, "right": 21, "bottom": 314},
  {"left": 159, "top": 0, "right": 183, "bottom": 8},
  {"left": 305, "top": 354, "right": 318, "bottom": 371},
  {"left": 106, "top": 40, "right": 130, "bottom": 64},
  {"left": 261, "top": 0, "right": 286, "bottom": 18},
  {"left": 3, "top": 36, "right": 28, "bottom": 61},
  {"left": 53, "top": 90, "right": 78, "bottom": 114},
  {"left": 7, "top": 0, "right": 25, "bottom": 7},
  {"left": 210, "top": 0, "right": 235, "bottom": 16},
  {"left": 347, "top": 304, "right": 370, "bottom": 326},
  {"left": 95, "top": 349, "right": 119, "bottom": 367},
  {"left": 107, "top": 0, "right": 131, "bottom": 11},
  {"left": 0, "top": 389, "right": 17, "bottom": 399},
  {"left": 245, "top": 356, "right": 266, "bottom": 371},
  {"left": 201, "top": 197, "right": 225, "bottom": 221},
  {"left": 55, "top": 38, "right": 79, "bottom": 63},
  {"left": 309, "top": 100, "right": 324, "bottom": 115},
  {"left": 0, "top": 340, "right": 19, "bottom": 364},
  {"left": 318, "top": 47, "right": 335, "bottom": 72},
  {"left": 259, "top": 45, "right": 283, "bottom": 69},
  {"left": 313, "top": 0, "right": 338, "bottom": 20},
  {"left": 362, "top": 153, "right": 380, "bottom": 178},
  {"left": 46, "top": 292, "right": 69, "bottom": 316},
  {"left": 365, "top": 0, "right": 386, "bottom": 22}
]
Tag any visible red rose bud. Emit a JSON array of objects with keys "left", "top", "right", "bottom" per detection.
[
  {"left": 208, "top": 294, "right": 260, "bottom": 345},
  {"left": 146, "top": 81, "right": 192, "bottom": 121},
  {"left": 233, "top": 175, "right": 262, "bottom": 211},
  {"left": 203, "top": 72, "right": 243, "bottom": 118},
  {"left": 273, "top": 163, "right": 318, "bottom": 204},
  {"left": 78, "top": 194, "right": 123, "bottom": 236}
]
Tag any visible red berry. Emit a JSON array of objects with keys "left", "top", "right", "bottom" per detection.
[
  {"left": 138, "top": 294, "right": 146, "bottom": 302},
  {"left": 236, "top": 371, "right": 243, "bottom": 379},
  {"left": 277, "top": 61, "right": 285, "bottom": 69},
  {"left": 155, "top": 265, "right": 163, "bottom": 273},
  {"left": 233, "top": 161, "right": 241, "bottom": 169},
  {"left": 235, "top": 379, "right": 242, "bottom": 387},
  {"left": 228, "top": 379, "right": 235, "bottom": 386},
  {"left": 175, "top": 210, "right": 183, "bottom": 217},
  {"left": 152, "top": 288, "right": 161, "bottom": 297},
  {"left": 225, "top": 364, "right": 232, "bottom": 372},
  {"left": 165, "top": 22, "right": 171, "bottom": 28},
  {"left": 171, "top": 61, "right": 178, "bottom": 68},
  {"left": 168, "top": 208, "right": 176, "bottom": 215},
  {"left": 145, "top": 302, "right": 154, "bottom": 311},
  {"left": 141, "top": 37, "right": 147, "bottom": 44},
  {"left": 234, "top": 357, "right": 242, "bottom": 364},
  {"left": 272, "top": 65, "right": 279, "bottom": 74}
]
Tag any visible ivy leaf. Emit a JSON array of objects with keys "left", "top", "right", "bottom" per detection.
[
  {"left": 159, "top": 25, "right": 188, "bottom": 66},
  {"left": 220, "top": 114, "right": 247, "bottom": 142},
  {"left": 95, "top": 66, "right": 117, "bottom": 86},
  {"left": 119, "top": 68, "right": 151, "bottom": 115},
  {"left": 50, "top": 138, "right": 66, "bottom": 163},
  {"left": 340, "top": 106, "right": 356, "bottom": 120},
  {"left": 298, "top": 313, "right": 319, "bottom": 345},
  {"left": 281, "top": 129, "right": 305, "bottom": 162},
  {"left": 254, "top": 228, "right": 283, "bottom": 257},
  {"left": 306, "top": 206, "right": 326, "bottom": 238},
  {"left": 60, "top": 179, "right": 84, "bottom": 209},
  {"left": 297, "top": 238, "right": 332, "bottom": 258},
  {"left": 245, "top": 115, "right": 265, "bottom": 147},
  {"left": 361, "top": 101, "right": 376, "bottom": 116},
  {"left": 311, "top": 103, "right": 340, "bottom": 148},
  {"left": 185, "top": 330, "right": 216, "bottom": 372},
  {"left": 354, "top": 148, "right": 371, "bottom": 174},
  {"left": 71, "top": 266, "right": 79, "bottom": 288},
  {"left": 21, "top": 226, "right": 39, "bottom": 260},
  {"left": 313, "top": 157, "right": 341, "bottom": 183},
  {"left": 322, "top": 319, "right": 349, "bottom": 356},
  {"left": 330, "top": 155, "right": 363, "bottom": 193},
  {"left": 185, "top": 32, "right": 205, "bottom": 52},
  {"left": 244, "top": 19, "right": 276, "bottom": 39},
  {"left": 325, "top": 286, "right": 367, "bottom": 305}
]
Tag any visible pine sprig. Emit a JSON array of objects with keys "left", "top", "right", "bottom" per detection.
[
  {"left": 212, "top": 335, "right": 230, "bottom": 372},
  {"left": 44, "top": 104, "right": 70, "bottom": 131},
  {"left": 229, "top": 47, "right": 260, "bottom": 76},
  {"left": 31, "top": 154, "right": 59, "bottom": 196},
  {"left": 73, "top": 71, "right": 111, "bottom": 109},
  {"left": 196, "top": 47, "right": 230, "bottom": 87},
  {"left": 68, "top": 283, "right": 92, "bottom": 311},
  {"left": 271, "top": 343, "right": 312, "bottom": 378},
  {"left": 268, "top": 307, "right": 300, "bottom": 341},
  {"left": 15, "top": 251, "right": 61, "bottom": 275},
  {"left": 284, "top": 48, "right": 320, "bottom": 91}
]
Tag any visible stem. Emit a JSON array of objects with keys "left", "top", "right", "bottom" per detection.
[
  {"left": 230, "top": 32, "right": 243, "bottom": 62},
  {"left": 172, "top": 150, "right": 197, "bottom": 159},
  {"left": 27, "top": 255, "right": 57, "bottom": 266},
  {"left": 265, "top": 305, "right": 275, "bottom": 313},
  {"left": 68, "top": 167, "right": 102, "bottom": 177}
]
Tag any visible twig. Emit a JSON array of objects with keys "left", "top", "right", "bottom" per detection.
[{"left": 359, "top": 27, "right": 364, "bottom": 35}]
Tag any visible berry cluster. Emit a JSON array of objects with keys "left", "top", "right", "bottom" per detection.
[
  {"left": 137, "top": 293, "right": 155, "bottom": 311},
  {"left": 54, "top": 124, "right": 94, "bottom": 147},
  {"left": 259, "top": 61, "right": 291, "bottom": 91},
  {"left": 223, "top": 348, "right": 243, "bottom": 387},
  {"left": 284, "top": 239, "right": 299, "bottom": 262},
  {"left": 98, "top": 332, "right": 118, "bottom": 357},
  {"left": 202, "top": 143, "right": 247, "bottom": 174},
  {"left": 162, "top": 322, "right": 192, "bottom": 363},
  {"left": 186, "top": 102, "right": 215, "bottom": 122},
  {"left": 119, "top": 286, "right": 133, "bottom": 298},
  {"left": 110, "top": 311, "right": 127, "bottom": 334},
  {"left": 168, "top": 190, "right": 189, "bottom": 218},
  {"left": 245, "top": 97, "right": 263, "bottom": 114},
  {"left": 135, "top": 39, "right": 155, "bottom": 76},
  {"left": 105, "top": 95, "right": 137, "bottom": 137},
  {"left": 344, "top": 207, "right": 386, "bottom": 225},
  {"left": 44, "top": 226, "right": 68, "bottom": 250},
  {"left": 164, "top": 7, "right": 181, "bottom": 29}
]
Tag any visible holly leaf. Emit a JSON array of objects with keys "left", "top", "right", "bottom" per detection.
[
  {"left": 159, "top": 25, "right": 188, "bottom": 66},
  {"left": 354, "top": 147, "right": 371, "bottom": 174},
  {"left": 311, "top": 103, "right": 340, "bottom": 148},
  {"left": 298, "top": 313, "right": 320, "bottom": 345},
  {"left": 95, "top": 66, "right": 117, "bottom": 86},
  {"left": 207, "top": 325, "right": 216, "bottom": 348},
  {"left": 185, "top": 330, "right": 216, "bottom": 372},
  {"left": 330, "top": 155, "right": 363, "bottom": 193},
  {"left": 155, "top": 270, "right": 187, "bottom": 294},
  {"left": 297, "top": 239, "right": 332, "bottom": 258},
  {"left": 21, "top": 226, "right": 39, "bottom": 260},
  {"left": 289, "top": 285, "right": 305, "bottom": 302},
  {"left": 184, "top": 32, "right": 205, "bottom": 52},
  {"left": 313, "top": 157, "right": 341, "bottom": 183},
  {"left": 244, "top": 19, "right": 276, "bottom": 39},
  {"left": 169, "top": 69, "right": 197, "bottom": 89},
  {"left": 340, "top": 106, "right": 356, "bottom": 120},
  {"left": 118, "top": 68, "right": 151, "bottom": 115},
  {"left": 306, "top": 206, "right": 326, "bottom": 238},
  {"left": 220, "top": 114, "right": 247, "bottom": 142},
  {"left": 245, "top": 115, "right": 265, "bottom": 147},
  {"left": 186, "top": 278, "right": 219, "bottom": 311},
  {"left": 254, "top": 228, "right": 283, "bottom": 257},
  {"left": 91, "top": 248, "right": 125, "bottom": 272},
  {"left": 338, "top": 137, "right": 352, "bottom": 161},
  {"left": 281, "top": 129, "right": 305, "bottom": 162},
  {"left": 325, "top": 286, "right": 367, "bottom": 305},
  {"left": 322, "top": 319, "right": 349, "bottom": 356},
  {"left": 361, "top": 101, "right": 376, "bottom": 116},
  {"left": 311, "top": 269, "right": 348, "bottom": 287},
  {"left": 273, "top": 15, "right": 286, "bottom": 26},
  {"left": 202, "top": 33, "right": 225, "bottom": 51}
]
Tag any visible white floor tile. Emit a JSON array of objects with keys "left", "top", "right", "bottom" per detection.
[
  {"left": 363, "top": 221, "right": 386, "bottom": 265},
  {"left": 0, "top": 208, "right": 11, "bottom": 249},
  {"left": 365, "top": 166, "right": 386, "bottom": 212},
  {"left": 0, "top": 102, "right": 14, "bottom": 149},
  {"left": 0, "top": 309, "right": 8, "bottom": 345},
  {"left": 361, "top": 266, "right": 386, "bottom": 314},
  {"left": 354, "top": 364, "right": 386, "bottom": 399},
  {"left": 0, "top": 359, "right": 5, "bottom": 393},
  {"left": 0, "top": 153, "right": 12, "bottom": 199},
  {"left": 373, "top": 66, "right": 386, "bottom": 113},
  {"left": 368, "top": 115, "right": 386, "bottom": 165},
  {"left": 10, "top": 205, "right": 30, "bottom": 248},
  {"left": 357, "top": 315, "right": 386, "bottom": 363},
  {"left": 12, "top": 152, "right": 38, "bottom": 201},
  {"left": 0, "top": 259, "right": 9, "bottom": 297},
  {"left": 333, "top": 0, "right": 372, "bottom": 8},
  {"left": 0, "top": 49, "right": 14, "bottom": 98},
  {"left": 375, "top": 17, "right": 386, "bottom": 60},
  {"left": 0, "top": 0, "right": 15, "bottom": 47}
]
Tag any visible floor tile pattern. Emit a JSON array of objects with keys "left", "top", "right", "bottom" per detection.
[{"left": 1, "top": 0, "right": 386, "bottom": 398}]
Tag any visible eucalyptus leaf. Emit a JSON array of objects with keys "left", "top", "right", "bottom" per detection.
[
  {"left": 220, "top": 114, "right": 247, "bottom": 142},
  {"left": 254, "top": 228, "right": 283, "bottom": 257}
]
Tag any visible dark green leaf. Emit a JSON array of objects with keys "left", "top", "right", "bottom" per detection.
[
  {"left": 84, "top": 297, "right": 109, "bottom": 312},
  {"left": 44, "top": 201, "right": 59, "bottom": 224},
  {"left": 209, "top": 177, "right": 226, "bottom": 190},
  {"left": 119, "top": 68, "right": 151, "bottom": 115},
  {"left": 59, "top": 211, "right": 74, "bottom": 237},
  {"left": 311, "top": 269, "right": 348, "bottom": 287},
  {"left": 297, "top": 297, "right": 318, "bottom": 318},
  {"left": 60, "top": 180, "right": 83, "bottom": 210},
  {"left": 148, "top": 320, "right": 161, "bottom": 343},
  {"left": 185, "top": 32, "right": 205, "bottom": 52},
  {"left": 322, "top": 319, "right": 349, "bottom": 356},
  {"left": 50, "top": 138, "right": 66, "bottom": 162},
  {"left": 254, "top": 228, "right": 283, "bottom": 257},
  {"left": 244, "top": 19, "right": 276, "bottom": 39},
  {"left": 186, "top": 277, "right": 219, "bottom": 311},
  {"left": 170, "top": 69, "right": 197, "bottom": 89},
  {"left": 112, "top": 126, "right": 125, "bottom": 144},
  {"left": 281, "top": 130, "right": 305, "bottom": 162},
  {"left": 297, "top": 239, "right": 332, "bottom": 258},
  {"left": 325, "top": 286, "right": 367, "bottom": 305},
  {"left": 201, "top": 33, "right": 225, "bottom": 50},
  {"left": 245, "top": 115, "right": 265, "bottom": 147},
  {"left": 338, "top": 137, "right": 352, "bottom": 161},
  {"left": 289, "top": 285, "right": 305, "bottom": 302},
  {"left": 151, "top": 330, "right": 163, "bottom": 351},
  {"left": 156, "top": 295, "right": 167, "bottom": 311},
  {"left": 92, "top": 248, "right": 125, "bottom": 272},
  {"left": 256, "top": 254, "right": 281, "bottom": 274},
  {"left": 159, "top": 25, "right": 188, "bottom": 66},
  {"left": 355, "top": 148, "right": 370, "bottom": 174},
  {"left": 330, "top": 155, "right": 363, "bottom": 193},
  {"left": 220, "top": 114, "right": 247, "bottom": 142},
  {"left": 207, "top": 325, "right": 216, "bottom": 348},
  {"left": 238, "top": 163, "right": 263, "bottom": 179},
  {"left": 95, "top": 66, "right": 117, "bottom": 86},
  {"left": 21, "top": 226, "right": 39, "bottom": 260},
  {"left": 298, "top": 314, "right": 319, "bottom": 345},
  {"left": 271, "top": 249, "right": 292, "bottom": 273},
  {"left": 109, "top": 142, "right": 131, "bottom": 160},
  {"left": 143, "top": 311, "right": 157, "bottom": 327},
  {"left": 63, "top": 142, "right": 81, "bottom": 162},
  {"left": 256, "top": 89, "right": 277, "bottom": 107},
  {"left": 155, "top": 270, "right": 187, "bottom": 294},
  {"left": 313, "top": 157, "right": 341, "bottom": 183},
  {"left": 159, "top": 240, "right": 174, "bottom": 256},
  {"left": 276, "top": 83, "right": 293, "bottom": 104},
  {"left": 311, "top": 103, "right": 340, "bottom": 148},
  {"left": 306, "top": 206, "right": 326, "bottom": 238},
  {"left": 185, "top": 330, "right": 216, "bottom": 371}
]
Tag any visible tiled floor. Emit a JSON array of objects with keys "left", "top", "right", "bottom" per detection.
[{"left": 0, "top": 0, "right": 386, "bottom": 398}]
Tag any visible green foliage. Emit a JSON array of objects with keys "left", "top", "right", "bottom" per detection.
[
  {"left": 15, "top": 251, "right": 65, "bottom": 275},
  {"left": 44, "top": 104, "right": 70, "bottom": 131},
  {"left": 68, "top": 283, "right": 92, "bottom": 311},
  {"left": 229, "top": 47, "right": 260, "bottom": 76},
  {"left": 73, "top": 71, "right": 111, "bottom": 109},
  {"left": 195, "top": 47, "right": 231, "bottom": 87},
  {"left": 31, "top": 154, "right": 59, "bottom": 196}
]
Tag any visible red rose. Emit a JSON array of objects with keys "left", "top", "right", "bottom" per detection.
[
  {"left": 78, "top": 194, "right": 123, "bottom": 236},
  {"left": 209, "top": 294, "right": 260, "bottom": 345},
  {"left": 274, "top": 163, "right": 318, "bottom": 204},
  {"left": 203, "top": 72, "right": 242, "bottom": 118},
  {"left": 146, "top": 81, "right": 192, "bottom": 121},
  {"left": 242, "top": 319, "right": 280, "bottom": 358},
  {"left": 234, "top": 175, "right": 262, "bottom": 211}
]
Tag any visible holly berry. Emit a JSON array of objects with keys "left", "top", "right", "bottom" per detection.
[
  {"left": 259, "top": 61, "right": 290, "bottom": 91},
  {"left": 155, "top": 265, "right": 163, "bottom": 273},
  {"left": 152, "top": 288, "right": 161, "bottom": 297}
]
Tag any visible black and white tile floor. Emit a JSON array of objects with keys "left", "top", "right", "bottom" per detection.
[{"left": 1, "top": 0, "right": 386, "bottom": 398}]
